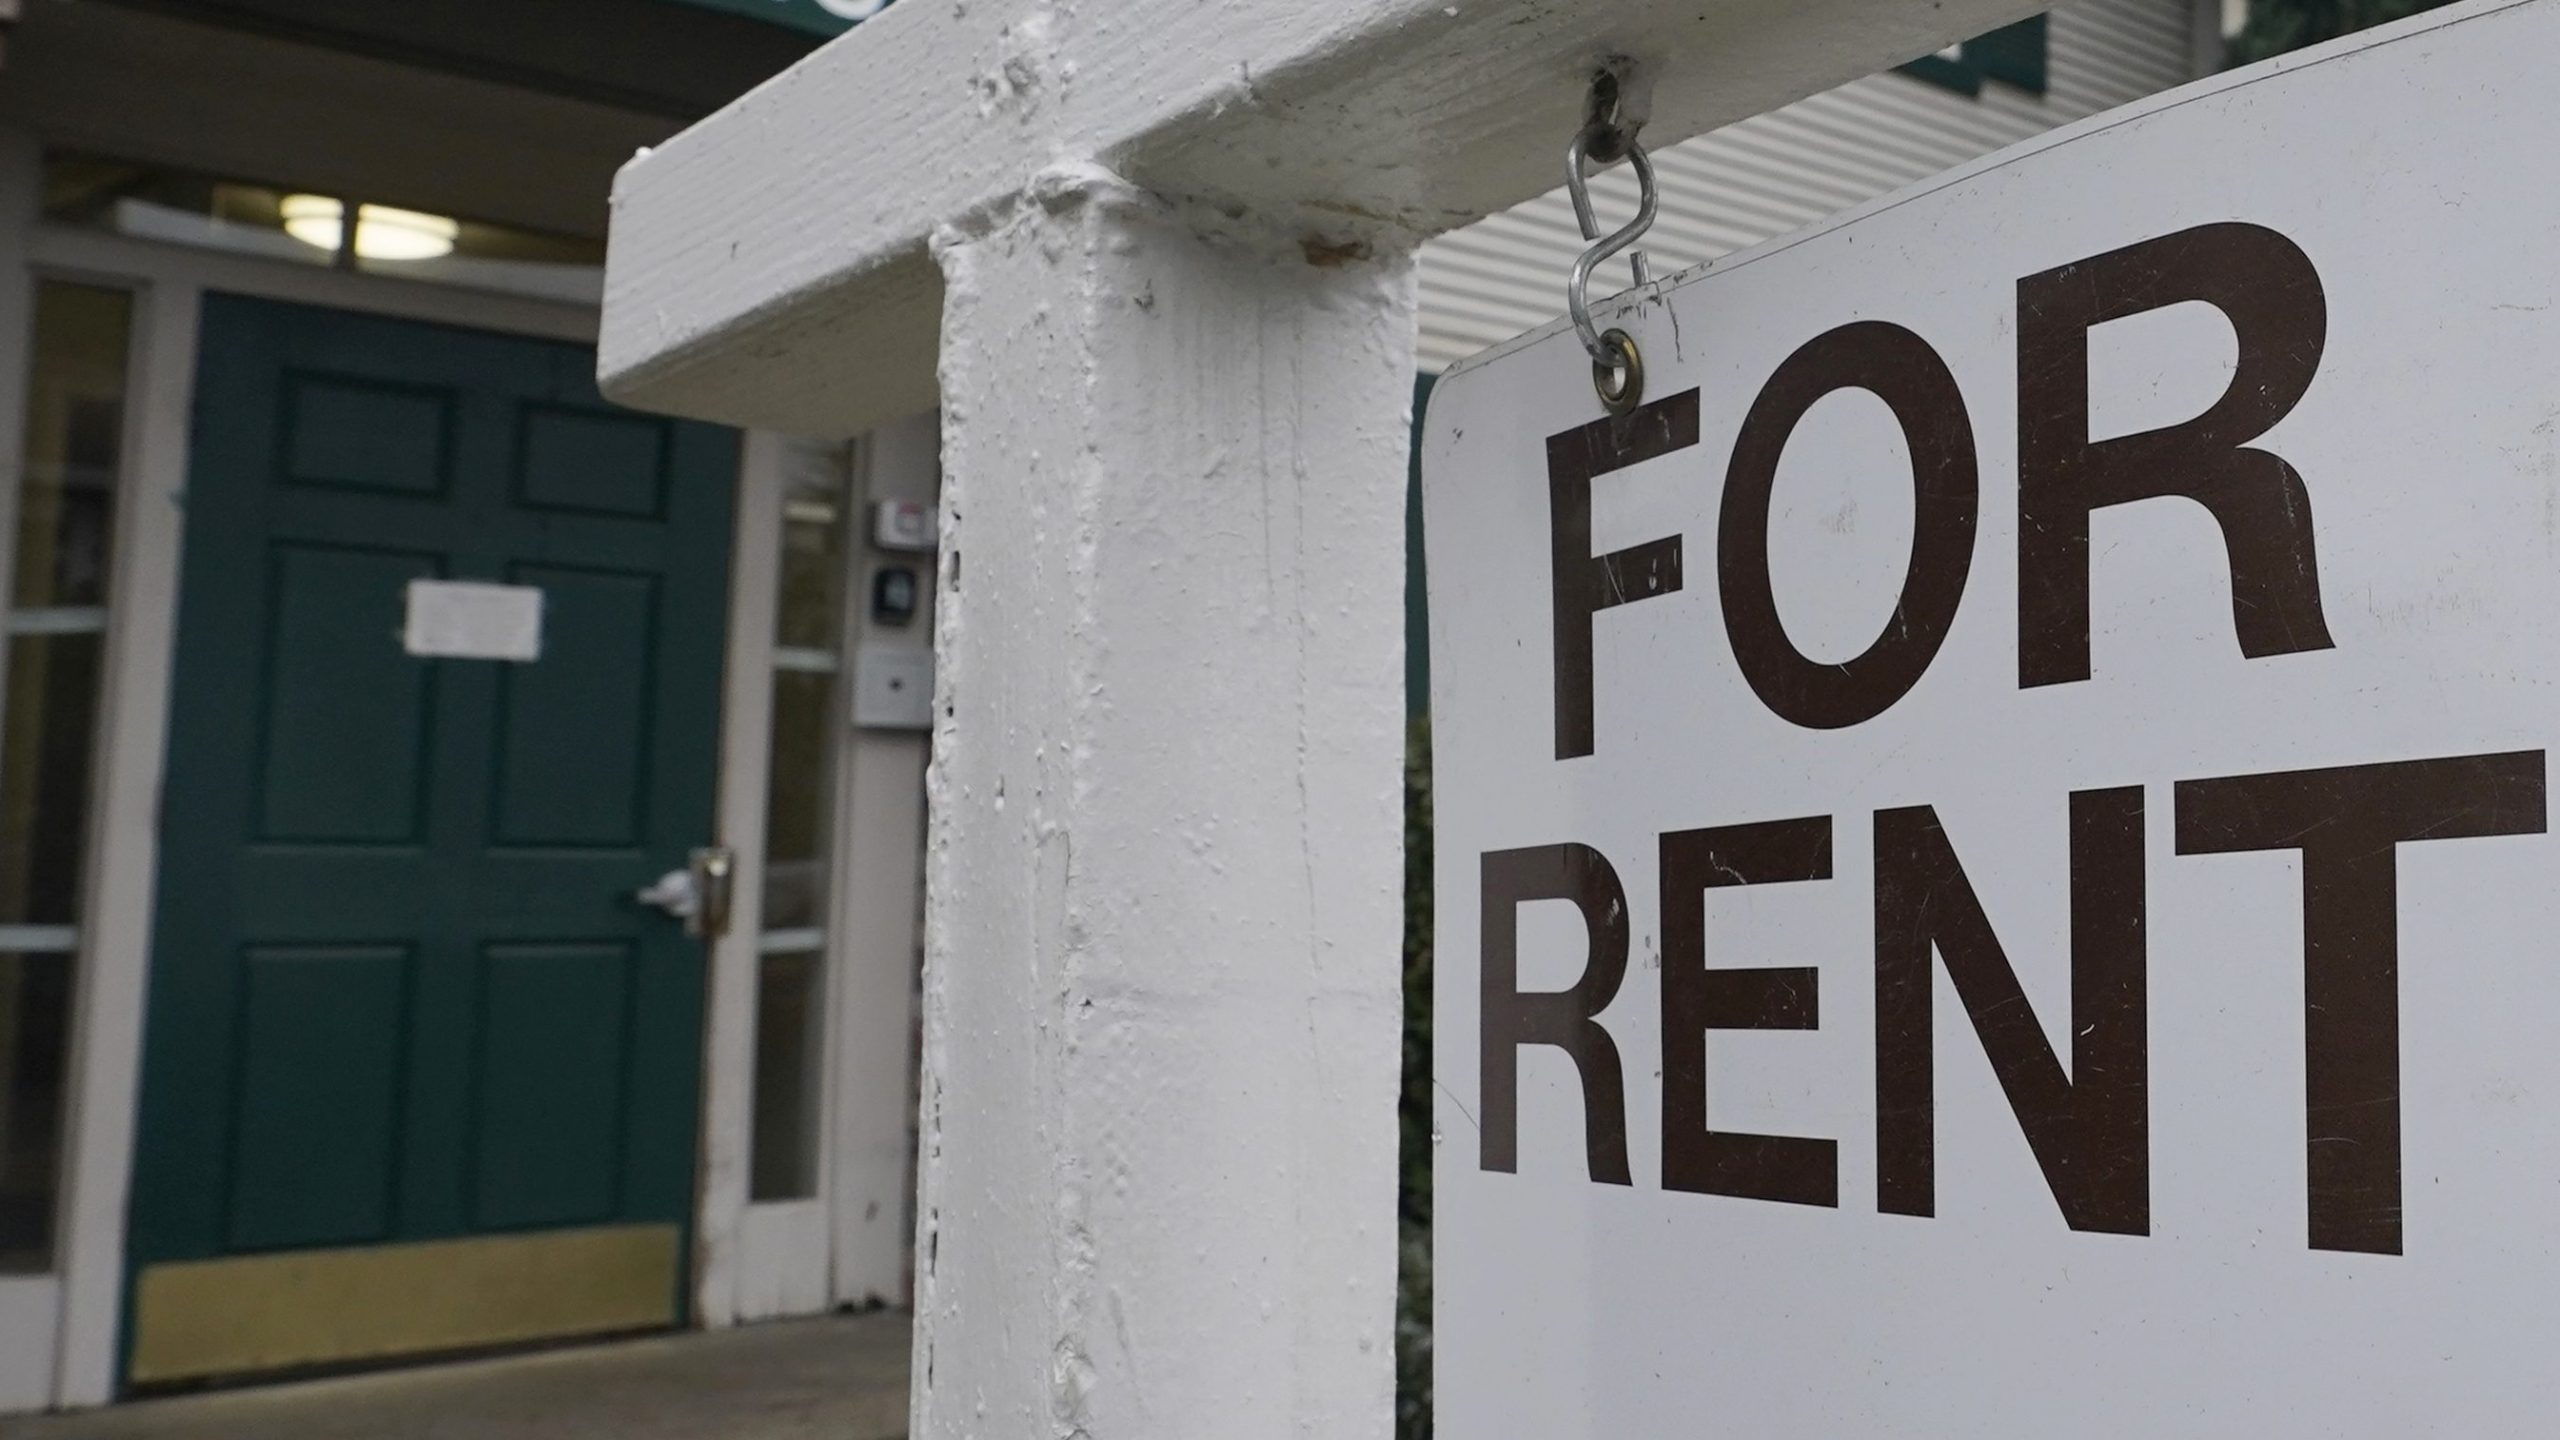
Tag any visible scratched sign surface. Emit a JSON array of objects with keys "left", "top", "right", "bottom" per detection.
[{"left": 1424, "top": 3, "right": 2560, "bottom": 1433}]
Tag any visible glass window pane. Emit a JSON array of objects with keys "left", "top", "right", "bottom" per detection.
[
  {"left": 775, "top": 486, "right": 844, "bottom": 650},
  {"left": 760, "top": 671, "right": 836, "bottom": 931},
  {"left": 2, "top": 280, "right": 129, "bottom": 931},
  {"left": 751, "top": 449, "right": 851, "bottom": 1206},
  {"left": 42, "top": 154, "right": 605, "bottom": 304},
  {"left": 0, "top": 633, "right": 104, "bottom": 927},
  {"left": 749, "top": 948, "right": 824, "bottom": 1202},
  {"left": 43, "top": 157, "right": 331, "bottom": 273},
  {"left": 350, "top": 208, "right": 606, "bottom": 305},
  {"left": 0, "top": 951, "right": 73, "bottom": 1272},
  {"left": 16, "top": 283, "right": 130, "bottom": 609},
  {"left": 0, "top": 279, "right": 134, "bottom": 1274}
]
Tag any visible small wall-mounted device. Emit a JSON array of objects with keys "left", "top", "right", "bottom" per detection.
[
  {"left": 871, "top": 498, "right": 937, "bottom": 553},
  {"left": 872, "top": 565, "right": 920, "bottom": 627},
  {"left": 852, "top": 645, "right": 934, "bottom": 731}
]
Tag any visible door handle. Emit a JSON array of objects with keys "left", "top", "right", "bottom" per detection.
[{"left": 634, "top": 846, "right": 736, "bottom": 940}]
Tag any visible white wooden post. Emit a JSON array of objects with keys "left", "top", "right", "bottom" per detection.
[
  {"left": 599, "top": 3, "right": 2037, "bottom": 1433},
  {"left": 920, "top": 171, "right": 1414, "bottom": 1434}
]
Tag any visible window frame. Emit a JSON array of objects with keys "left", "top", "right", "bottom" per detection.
[{"left": 1899, "top": 14, "right": 2051, "bottom": 98}]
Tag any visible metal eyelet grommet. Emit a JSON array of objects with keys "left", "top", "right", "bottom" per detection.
[{"left": 1593, "top": 328, "right": 1642, "bottom": 415}]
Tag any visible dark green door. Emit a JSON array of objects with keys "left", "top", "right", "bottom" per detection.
[{"left": 124, "top": 295, "right": 736, "bottom": 1385}]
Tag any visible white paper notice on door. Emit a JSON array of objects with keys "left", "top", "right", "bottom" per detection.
[{"left": 403, "top": 580, "right": 544, "bottom": 662}]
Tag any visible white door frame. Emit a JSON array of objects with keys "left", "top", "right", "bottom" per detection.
[
  {"left": 697, "top": 428, "right": 788, "bottom": 1327},
  {"left": 824, "top": 413, "right": 936, "bottom": 1309},
  {"left": 6, "top": 196, "right": 643, "bottom": 1411},
  {"left": 701, "top": 429, "right": 852, "bottom": 1327},
  {"left": 701, "top": 417, "right": 935, "bottom": 1326}
]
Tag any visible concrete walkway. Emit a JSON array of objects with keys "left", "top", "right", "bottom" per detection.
[{"left": 4, "top": 1313, "right": 911, "bottom": 1440}]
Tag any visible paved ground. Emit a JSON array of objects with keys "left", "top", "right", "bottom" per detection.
[{"left": 3, "top": 1313, "right": 911, "bottom": 1440}]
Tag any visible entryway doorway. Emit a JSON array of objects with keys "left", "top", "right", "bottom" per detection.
[{"left": 120, "top": 295, "right": 738, "bottom": 1385}]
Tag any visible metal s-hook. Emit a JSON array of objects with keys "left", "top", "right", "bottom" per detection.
[{"left": 1566, "top": 70, "right": 1659, "bottom": 415}]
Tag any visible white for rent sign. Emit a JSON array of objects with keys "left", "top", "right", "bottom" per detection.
[{"left": 1424, "top": 2, "right": 2560, "bottom": 1432}]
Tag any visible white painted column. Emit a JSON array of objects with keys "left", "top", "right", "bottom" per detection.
[{"left": 915, "top": 169, "right": 1413, "bottom": 1438}]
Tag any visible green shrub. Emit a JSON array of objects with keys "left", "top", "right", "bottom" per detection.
[
  {"left": 1397, "top": 716, "right": 1433, "bottom": 1439},
  {"left": 2226, "top": 0, "right": 2462, "bottom": 66}
]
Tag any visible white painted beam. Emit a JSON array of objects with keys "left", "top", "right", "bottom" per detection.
[
  {"left": 913, "top": 169, "right": 1412, "bottom": 1438},
  {"left": 600, "top": 0, "right": 2039, "bottom": 437}
]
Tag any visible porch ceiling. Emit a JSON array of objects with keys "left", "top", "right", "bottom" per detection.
[
  {"left": 80, "top": 0, "right": 819, "bottom": 120},
  {"left": 0, "top": 0, "right": 702, "bottom": 239}
]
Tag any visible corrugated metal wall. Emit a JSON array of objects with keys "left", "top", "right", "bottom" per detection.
[{"left": 1415, "top": 0, "right": 2207, "bottom": 370}]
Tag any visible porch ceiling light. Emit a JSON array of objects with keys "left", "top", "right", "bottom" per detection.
[{"left": 280, "top": 195, "right": 460, "bottom": 262}]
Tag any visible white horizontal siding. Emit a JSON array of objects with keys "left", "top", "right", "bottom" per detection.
[{"left": 1416, "top": 0, "right": 2205, "bottom": 370}]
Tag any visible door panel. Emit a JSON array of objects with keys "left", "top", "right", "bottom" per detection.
[
  {"left": 256, "top": 544, "right": 440, "bottom": 842},
  {"left": 225, "top": 945, "right": 409, "bottom": 1251},
  {"left": 124, "top": 295, "right": 735, "bottom": 1386},
  {"left": 280, "top": 374, "right": 453, "bottom": 496},
  {"left": 471, "top": 941, "right": 634, "bottom": 1231},
  {"left": 516, "top": 405, "right": 669, "bottom": 517},
  {"left": 491, "top": 565, "right": 657, "bottom": 846}
]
